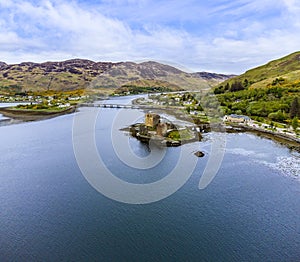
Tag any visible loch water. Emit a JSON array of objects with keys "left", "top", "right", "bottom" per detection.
[{"left": 0, "top": 97, "right": 299, "bottom": 261}]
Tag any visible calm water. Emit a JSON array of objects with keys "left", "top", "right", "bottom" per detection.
[
  {"left": 0, "top": 96, "right": 299, "bottom": 261},
  {"left": 0, "top": 102, "right": 30, "bottom": 122}
]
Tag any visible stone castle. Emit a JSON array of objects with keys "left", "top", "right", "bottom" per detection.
[{"left": 144, "top": 113, "right": 169, "bottom": 137}]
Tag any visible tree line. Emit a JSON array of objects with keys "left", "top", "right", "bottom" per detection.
[{"left": 215, "top": 85, "right": 300, "bottom": 122}]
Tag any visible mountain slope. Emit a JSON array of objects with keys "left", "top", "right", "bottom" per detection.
[
  {"left": 0, "top": 59, "right": 117, "bottom": 92},
  {"left": 213, "top": 51, "right": 300, "bottom": 123},
  {"left": 0, "top": 59, "right": 233, "bottom": 92},
  {"left": 216, "top": 51, "right": 300, "bottom": 92},
  {"left": 192, "top": 72, "right": 236, "bottom": 81},
  {"left": 0, "top": 62, "right": 7, "bottom": 69},
  {"left": 245, "top": 51, "right": 300, "bottom": 82}
]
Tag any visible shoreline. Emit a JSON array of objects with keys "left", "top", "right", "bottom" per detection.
[
  {"left": 226, "top": 124, "right": 300, "bottom": 152},
  {"left": 0, "top": 106, "right": 76, "bottom": 122},
  {"left": 132, "top": 96, "right": 300, "bottom": 151},
  {"left": 0, "top": 98, "right": 299, "bottom": 152},
  {"left": 145, "top": 104, "right": 300, "bottom": 151},
  {"left": 121, "top": 125, "right": 201, "bottom": 147}
]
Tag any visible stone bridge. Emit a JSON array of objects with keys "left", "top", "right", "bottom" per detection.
[{"left": 79, "top": 103, "right": 184, "bottom": 110}]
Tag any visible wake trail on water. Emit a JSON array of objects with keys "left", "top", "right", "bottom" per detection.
[
  {"left": 264, "top": 156, "right": 300, "bottom": 181},
  {"left": 227, "top": 147, "right": 300, "bottom": 182}
]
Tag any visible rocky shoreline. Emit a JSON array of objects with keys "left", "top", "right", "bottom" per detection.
[
  {"left": 0, "top": 106, "right": 76, "bottom": 122},
  {"left": 1, "top": 97, "right": 299, "bottom": 154},
  {"left": 134, "top": 98, "right": 300, "bottom": 152},
  {"left": 121, "top": 119, "right": 202, "bottom": 148},
  {"left": 225, "top": 124, "right": 300, "bottom": 152}
]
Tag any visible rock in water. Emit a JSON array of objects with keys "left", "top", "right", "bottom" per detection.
[{"left": 194, "top": 151, "right": 205, "bottom": 157}]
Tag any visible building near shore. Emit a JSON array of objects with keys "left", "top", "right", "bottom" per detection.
[{"left": 223, "top": 114, "right": 252, "bottom": 124}]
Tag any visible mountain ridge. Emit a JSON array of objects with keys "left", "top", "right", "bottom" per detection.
[
  {"left": 216, "top": 51, "right": 300, "bottom": 92},
  {"left": 0, "top": 59, "right": 234, "bottom": 92}
]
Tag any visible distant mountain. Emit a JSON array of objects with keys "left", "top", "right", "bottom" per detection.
[
  {"left": 0, "top": 59, "right": 233, "bottom": 92},
  {"left": 192, "top": 72, "right": 236, "bottom": 81},
  {"left": 0, "top": 59, "right": 117, "bottom": 92},
  {"left": 216, "top": 51, "right": 300, "bottom": 91},
  {"left": 0, "top": 62, "right": 7, "bottom": 69},
  {"left": 92, "top": 61, "right": 200, "bottom": 90}
]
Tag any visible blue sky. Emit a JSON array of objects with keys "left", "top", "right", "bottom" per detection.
[{"left": 0, "top": 0, "right": 299, "bottom": 73}]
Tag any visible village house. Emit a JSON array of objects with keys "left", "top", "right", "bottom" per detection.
[
  {"left": 223, "top": 114, "right": 252, "bottom": 124},
  {"left": 189, "top": 110, "right": 198, "bottom": 115},
  {"left": 183, "top": 101, "right": 193, "bottom": 106}
]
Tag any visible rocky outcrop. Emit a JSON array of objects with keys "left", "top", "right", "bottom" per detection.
[{"left": 194, "top": 151, "right": 205, "bottom": 157}]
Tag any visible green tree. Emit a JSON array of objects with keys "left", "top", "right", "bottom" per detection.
[
  {"left": 268, "top": 110, "right": 286, "bottom": 122},
  {"left": 230, "top": 81, "right": 244, "bottom": 92},
  {"left": 292, "top": 116, "right": 299, "bottom": 132},
  {"left": 243, "top": 79, "right": 249, "bottom": 88},
  {"left": 225, "top": 83, "right": 230, "bottom": 91},
  {"left": 290, "top": 97, "right": 300, "bottom": 118}
]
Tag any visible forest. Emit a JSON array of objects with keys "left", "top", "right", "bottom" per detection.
[{"left": 214, "top": 80, "right": 300, "bottom": 123}]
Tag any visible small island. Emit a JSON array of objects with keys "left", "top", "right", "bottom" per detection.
[
  {"left": 125, "top": 112, "right": 202, "bottom": 147},
  {"left": 0, "top": 105, "right": 76, "bottom": 121},
  {"left": 0, "top": 89, "right": 90, "bottom": 122}
]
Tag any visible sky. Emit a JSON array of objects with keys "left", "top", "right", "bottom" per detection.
[{"left": 0, "top": 0, "right": 300, "bottom": 74}]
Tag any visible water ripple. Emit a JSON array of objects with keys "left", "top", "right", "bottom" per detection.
[{"left": 266, "top": 156, "right": 300, "bottom": 181}]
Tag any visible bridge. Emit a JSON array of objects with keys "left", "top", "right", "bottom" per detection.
[
  {"left": 79, "top": 103, "right": 185, "bottom": 110},
  {"left": 78, "top": 102, "right": 210, "bottom": 132}
]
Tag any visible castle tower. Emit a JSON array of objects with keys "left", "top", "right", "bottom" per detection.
[
  {"left": 156, "top": 122, "right": 168, "bottom": 136},
  {"left": 145, "top": 113, "right": 160, "bottom": 128}
]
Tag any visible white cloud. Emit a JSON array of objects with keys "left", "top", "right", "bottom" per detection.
[
  {"left": 282, "top": 0, "right": 300, "bottom": 11},
  {"left": 0, "top": 0, "right": 299, "bottom": 74}
]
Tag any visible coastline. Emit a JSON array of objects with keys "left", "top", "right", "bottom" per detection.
[
  {"left": 133, "top": 96, "right": 300, "bottom": 151},
  {"left": 226, "top": 124, "right": 300, "bottom": 152},
  {"left": 121, "top": 125, "right": 201, "bottom": 147},
  {"left": 0, "top": 106, "right": 76, "bottom": 122},
  {"left": 0, "top": 96, "right": 299, "bottom": 153}
]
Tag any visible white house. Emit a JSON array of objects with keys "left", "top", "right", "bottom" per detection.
[{"left": 223, "top": 114, "right": 252, "bottom": 124}]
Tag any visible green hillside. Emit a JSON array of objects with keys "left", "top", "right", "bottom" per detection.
[
  {"left": 215, "top": 51, "right": 300, "bottom": 93},
  {"left": 243, "top": 51, "right": 300, "bottom": 82},
  {"left": 214, "top": 51, "right": 300, "bottom": 124}
]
